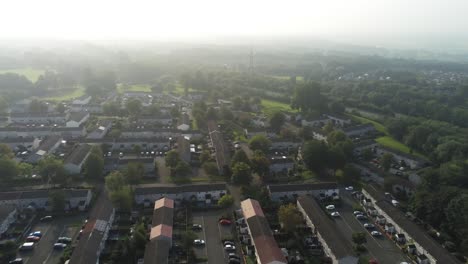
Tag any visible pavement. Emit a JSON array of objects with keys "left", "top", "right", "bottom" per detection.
[
  {"left": 335, "top": 189, "right": 411, "bottom": 264},
  {"left": 17, "top": 215, "right": 83, "bottom": 264},
  {"left": 192, "top": 210, "right": 243, "bottom": 264}
]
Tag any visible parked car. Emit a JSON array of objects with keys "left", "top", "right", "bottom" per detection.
[
  {"left": 193, "top": 239, "right": 205, "bottom": 246},
  {"left": 228, "top": 253, "right": 240, "bottom": 260},
  {"left": 219, "top": 219, "right": 232, "bottom": 225},
  {"left": 192, "top": 224, "right": 202, "bottom": 230},
  {"left": 371, "top": 231, "right": 382, "bottom": 236},
  {"left": 223, "top": 241, "right": 235, "bottom": 246},
  {"left": 40, "top": 216, "right": 53, "bottom": 222},
  {"left": 353, "top": 211, "right": 363, "bottom": 216},
  {"left": 345, "top": 186, "right": 354, "bottom": 191},
  {"left": 229, "top": 259, "right": 241, "bottom": 264},
  {"left": 224, "top": 244, "right": 236, "bottom": 251},
  {"left": 355, "top": 214, "right": 367, "bottom": 220},
  {"left": 330, "top": 212, "right": 340, "bottom": 217},
  {"left": 29, "top": 231, "right": 42, "bottom": 237},
  {"left": 9, "top": 258, "right": 23, "bottom": 264},
  {"left": 19, "top": 242, "right": 34, "bottom": 251},
  {"left": 325, "top": 205, "right": 335, "bottom": 210},
  {"left": 53, "top": 243, "right": 67, "bottom": 249},
  {"left": 26, "top": 236, "right": 41, "bottom": 242},
  {"left": 57, "top": 237, "right": 72, "bottom": 244},
  {"left": 364, "top": 223, "right": 375, "bottom": 229}
]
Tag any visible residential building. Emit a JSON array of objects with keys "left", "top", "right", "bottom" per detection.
[
  {"left": 240, "top": 199, "right": 287, "bottom": 264},
  {"left": 375, "top": 146, "right": 429, "bottom": 169},
  {"left": 69, "top": 193, "right": 114, "bottom": 264},
  {"left": 0, "top": 126, "right": 86, "bottom": 139},
  {"left": 26, "top": 135, "right": 62, "bottom": 163},
  {"left": 361, "top": 185, "right": 459, "bottom": 264},
  {"left": 0, "top": 137, "right": 37, "bottom": 151},
  {"left": 138, "top": 114, "right": 173, "bottom": 125},
  {"left": 0, "top": 205, "right": 17, "bottom": 236},
  {"left": 9, "top": 112, "right": 67, "bottom": 125},
  {"left": 134, "top": 183, "right": 227, "bottom": 206},
  {"left": 64, "top": 144, "right": 92, "bottom": 175},
  {"left": 72, "top": 95, "right": 92, "bottom": 106},
  {"left": 87, "top": 119, "right": 112, "bottom": 139},
  {"left": 66, "top": 111, "right": 90, "bottom": 128},
  {"left": 144, "top": 198, "right": 174, "bottom": 264},
  {"left": 0, "top": 189, "right": 92, "bottom": 211},
  {"left": 269, "top": 156, "right": 294, "bottom": 174},
  {"left": 267, "top": 182, "right": 339, "bottom": 202},
  {"left": 324, "top": 114, "right": 351, "bottom": 127},
  {"left": 301, "top": 117, "right": 329, "bottom": 127},
  {"left": 87, "top": 137, "right": 170, "bottom": 152},
  {"left": 269, "top": 139, "right": 302, "bottom": 151},
  {"left": 297, "top": 196, "right": 359, "bottom": 264},
  {"left": 341, "top": 124, "right": 376, "bottom": 137}
]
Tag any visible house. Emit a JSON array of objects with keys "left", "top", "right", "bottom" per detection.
[
  {"left": 324, "top": 114, "right": 351, "bottom": 127},
  {"left": 297, "top": 196, "right": 359, "bottom": 264},
  {"left": 144, "top": 198, "right": 174, "bottom": 264},
  {"left": 66, "top": 112, "right": 90, "bottom": 128},
  {"left": 240, "top": 199, "right": 287, "bottom": 264},
  {"left": 269, "top": 156, "right": 294, "bottom": 174},
  {"left": 269, "top": 139, "right": 302, "bottom": 151},
  {"left": 9, "top": 112, "right": 67, "bottom": 125},
  {"left": 64, "top": 144, "right": 93, "bottom": 175},
  {"left": 10, "top": 99, "right": 32, "bottom": 113},
  {"left": 0, "top": 189, "right": 93, "bottom": 211},
  {"left": 341, "top": 124, "right": 376, "bottom": 137},
  {"left": 301, "top": 117, "right": 329, "bottom": 128},
  {"left": 375, "top": 146, "right": 429, "bottom": 170},
  {"left": 0, "top": 205, "right": 17, "bottom": 236},
  {"left": 69, "top": 193, "right": 114, "bottom": 264},
  {"left": 0, "top": 137, "right": 37, "bottom": 151},
  {"left": 120, "top": 128, "right": 176, "bottom": 139},
  {"left": 362, "top": 185, "right": 459, "bottom": 264},
  {"left": 26, "top": 135, "right": 62, "bottom": 163},
  {"left": 138, "top": 114, "right": 173, "bottom": 125},
  {"left": 87, "top": 119, "right": 112, "bottom": 139},
  {"left": 0, "top": 126, "right": 85, "bottom": 139},
  {"left": 91, "top": 137, "right": 170, "bottom": 152},
  {"left": 72, "top": 95, "right": 92, "bottom": 106},
  {"left": 134, "top": 183, "right": 227, "bottom": 206},
  {"left": 177, "top": 113, "right": 191, "bottom": 131},
  {"left": 267, "top": 182, "right": 339, "bottom": 202}
]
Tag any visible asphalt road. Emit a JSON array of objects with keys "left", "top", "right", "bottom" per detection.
[
  {"left": 17, "top": 215, "right": 82, "bottom": 264},
  {"left": 337, "top": 189, "right": 411, "bottom": 264}
]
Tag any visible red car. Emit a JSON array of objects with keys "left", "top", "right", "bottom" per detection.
[
  {"left": 219, "top": 219, "right": 232, "bottom": 225},
  {"left": 26, "top": 236, "right": 40, "bottom": 242}
]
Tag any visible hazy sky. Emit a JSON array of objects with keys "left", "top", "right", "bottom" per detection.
[{"left": 2, "top": 0, "right": 468, "bottom": 48}]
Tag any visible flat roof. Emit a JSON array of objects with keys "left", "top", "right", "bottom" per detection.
[
  {"left": 135, "top": 183, "right": 227, "bottom": 196},
  {"left": 268, "top": 182, "right": 338, "bottom": 193}
]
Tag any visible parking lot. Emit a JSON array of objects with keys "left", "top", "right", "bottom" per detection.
[
  {"left": 333, "top": 189, "right": 411, "bottom": 263},
  {"left": 192, "top": 210, "right": 243, "bottom": 264},
  {"left": 17, "top": 215, "right": 83, "bottom": 264}
]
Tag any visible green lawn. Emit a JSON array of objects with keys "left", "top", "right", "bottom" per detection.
[
  {"left": 261, "top": 99, "right": 297, "bottom": 117},
  {"left": 43, "top": 86, "right": 85, "bottom": 101},
  {"left": 117, "top": 84, "right": 152, "bottom": 93},
  {"left": 347, "top": 114, "right": 388, "bottom": 134},
  {"left": 0, "top": 68, "right": 45, "bottom": 82}
]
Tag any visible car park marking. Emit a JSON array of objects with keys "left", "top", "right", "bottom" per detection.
[
  {"left": 42, "top": 225, "right": 67, "bottom": 264},
  {"left": 201, "top": 216, "right": 208, "bottom": 258}
]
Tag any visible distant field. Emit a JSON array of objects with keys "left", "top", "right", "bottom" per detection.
[
  {"left": 117, "top": 84, "right": 152, "bottom": 93},
  {"left": 347, "top": 114, "right": 389, "bottom": 134},
  {"left": 261, "top": 99, "right": 297, "bottom": 117},
  {"left": 270, "top": 75, "right": 304, "bottom": 81},
  {"left": 0, "top": 68, "right": 45, "bottom": 82},
  {"left": 43, "top": 86, "right": 85, "bottom": 101}
]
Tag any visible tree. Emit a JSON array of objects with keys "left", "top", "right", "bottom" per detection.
[
  {"left": 125, "top": 162, "right": 145, "bottom": 183},
  {"left": 352, "top": 232, "right": 367, "bottom": 245},
  {"left": 203, "top": 162, "right": 219, "bottom": 176},
  {"left": 181, "top": 230, "right": 197, "bottom": 250},
  {"left": 174, "top": 161, "right": 192, "bottom": 178},
  {"left": 56, "top": 103, "right": 66, "bottom": 114},
  {"left": 220, "top": 106, "right": 234, "bottom": 120},
  {"left": 37, "top": 157, "right": 68, "bottom": 185},
  {"left": 105, "top": 171, "right": 127, "bottom": 192},
  {"left": 291, "top": 82, "right": 327, "bottom": 114},
  {"left": 218, "top": 194, "right": 234, "bottom": 208},
  {"left": 18, "top": 162, "right": 33, "bottom": 177},
  {"left": 0, "top": 143, "right": 14, "bottom": 159},
  {"left": 327, "top": 130, "right": 347, "bottom": 146},
  {"left": 231, "top": 162, "right": 252, "bottom": 185},
  {"left": 105, "top": 171, "right": 133, "bottom": 211},
  {"left": 29, "top": 99, "right": 48, "bottom": 113},
  {"left": 0, "top": 96, "right": 8, "bottom": 114},
  {"left": 199, "top": 150, "right": 211, "bottom": 164},
  {"left": 327, "top": 146, "right": 346, "bottom": 170},
  {"left": 0, "top": 157, "right": 18, "bottom": 180},
  {"left": 323, "top": 121, "right": 334, "bottom": 135},
  {"left": 84, "top": 147, "right": 104, "bottom": 178},
  {"left": 251, "top": 150, "right": 270, "bottom": 178},
  {"left": 269, "top": 111, "right": 285, "bottom": 133},
  {"left": 133, "top": 144, "right": 142, "bottom": 155},
  {"left": 302, "top": 140, "right": 328, "bottom": 172},
  {"left": 336, "top": 164, "right": 361, "bottom": 185},
  {"left": 278, "top": 204, "right": 303, "bottom": 233},
  {"left": 165, "top": 150, "right": 180, "bottom": 168},
  {"left": 49, "top": 190, "right": 66, "bottom": 211},
  {"left": 126, "top": 98, "right": 142, "bottom": 116},
  {"left": 381, "top": 153, "right": 394, "bottom": 171},
  {"left": 361, "top": 148, "right": 373, "bottom": 161},
  {"left": 231, "top": 149, "right": 250, "bottom": 167},
  {"left": 248, "top": 135, "right": 271, "bottom": 153}
]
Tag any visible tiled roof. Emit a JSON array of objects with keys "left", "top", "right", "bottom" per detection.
[
  {"left": 134, "top": 183, "right": 227, "bottom": 195},
  {"left": 64, "top": 144, "right": 92, "bottom": 165}
]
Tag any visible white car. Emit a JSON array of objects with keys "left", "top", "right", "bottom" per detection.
[
  {"left": 325, "top": 205, "right": 335, "bottom": 210},
  {"left": 363, "top": 223, "right": 375, "bottom": 229},
  {"left": 345, "top": 186, "right": 354, "bottom": 191},
  {"left": 356, "top": 214, "right": 368, "bottom": 220},
  {"left": 193, "top": 239, "right": 205, "bottom": 246},
  {"left": 353, "top": 211, "right": 363, "bottom": 216},
  {"left": 224, "top": 244, "right": 236, "bottom": 251},
  {"left": 330, "top": 212, "right": 340, "bottom": 217},
  {"left": 371, "top": 231, "right": 382, "bottom": 236}
]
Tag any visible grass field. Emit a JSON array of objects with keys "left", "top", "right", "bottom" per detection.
[
  {"left": 0, "top": 68, "right": 45, "bottom": 82},
  {"left": 347, "top": 114, "right": 389, "bottom": 134},
  {"left": 43, "top": 86, "right": 85, "bottom": 101},
  {"left": 117, "top": 84, "right": 152, "bottom": 93},
  {"left": 261, "top": 99, "right": 297, "bottom": 117},
  {"left": 270, "top": 75, "right": 304, "bottom": 82}
]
